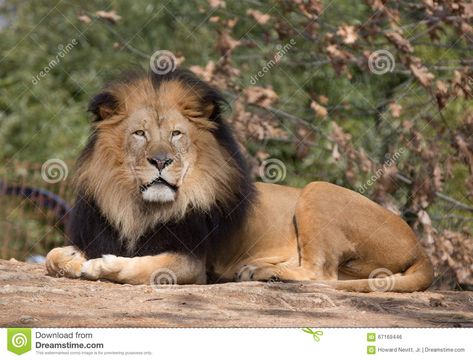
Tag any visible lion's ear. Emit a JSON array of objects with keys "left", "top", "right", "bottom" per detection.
[{"left": 88, "top": 92, "right": 119, "bottom": 121}]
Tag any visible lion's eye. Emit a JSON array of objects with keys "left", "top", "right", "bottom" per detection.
[
  {"left": 171, "top": 130, "right": 182, "bottom": 137},
  {"left": 133, "top": 130, "right": 146, "bottom": 137}
]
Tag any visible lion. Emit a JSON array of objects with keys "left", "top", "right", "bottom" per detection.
[{"left": 46, "top": 69, "right": 434, "bottom": 292}]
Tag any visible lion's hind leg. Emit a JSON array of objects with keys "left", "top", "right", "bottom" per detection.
[
  {"left": 46, "top": 245, "right": 87, "bottom": 278},
  {"left": 292, "top": 184, "right": 358, "bottom": 282}
]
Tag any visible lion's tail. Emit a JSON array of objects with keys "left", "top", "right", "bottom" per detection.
[{"left": 324, "top": 256, "right": 434, "bottom": 293}]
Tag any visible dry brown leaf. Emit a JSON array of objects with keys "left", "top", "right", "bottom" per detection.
[
  {"left": 436, "top": 80, "right": 448, "bottom": 93},
  {"left": 433, "top": 163, "right": 443, "bottom": 191},
  {"left": 460, "top": 22, "right": 473, "bottom": 35},
  {"left": 389, "top": 102, "right": 402, "bottom": 118},
  {"left": 423, "top": 0, "right": 435, "bottom": 10},
  {"left": 246, "top": 9, "right": 271, "bottom": 25},
  {"left": 402, "top": 120, "right": 414, "bottom": 130},
  {"left": 359, "top": 148, "right": 373, "bottom": 172},
  {"left": 230, "top": 98, "right": 286, "bottom": 143},
  {"left": 435, "top": 80, "right": 450, "bottom": 109},
  {"left": 326, "top": 44, "right": 351, "bottom": 60},
  {"left": 216, "top": 30, "right": 241, "bottom": 55},
  {"left": 293, "top": 0, "right": 323, "bottom": 19},
  {"left": 190, "top": 61, "right": 216, "bottom": 83},
  {"left": 430, "top": 230, "right": 473, "bottom": 287},
  {"left": 336, "top": 25, "right": 358, "bottom": 44},
  {"left": 318, "top": 95, "right": 329, "bottom": 105},
  {"left": 78, "top": 14, "right": 92, "bottom": 24},
  {"left": 175, "top": 55, "right": 186, "bottom": 67},
  {"left": 462, "top": 2, "right": 473, "bottom": 18},
  {"left": 326, "top": 44, "right": 354, "bottom": 77},
  {"left": 455, "top": 134, "right": 473, "bottom": 173},
  {"left": 409, "top": 63, "right": 435, "bottom": 87},
  {"left": 331, "top": 143, "right": 341, "bottom": 161},
  {"left": 310, "top": 100, "right": 328, "bottom": 118},
  {"left": 255, "top": 150, "right": 270, "bottom": 161},
  {"left": 418, "top": 209, "right": 434, "bottom": 245},
  {"left": 226, "top": 18, "right": 238, "bottom": 28},
  {"left": 208, "top": 0, "right": 226, "bottom": 9},
  {"left": 295, "top": 127, "right": 314, "bottom": 159},
  {"left": 95, "top": 10, "right": 121, "bottom": 24},
  {"left": 368, "top": 0, "right": 385, "bottom": 11},
  {"left": 243, "top": 86, "right": 279, "bottom": 108},
  {"left": 386, "top": 31, "right": 414, "bottom": 53},
  {"left": 331, "top": 121, "right": 352, "bottom": 146},
  {"left": 373, "top": 163, "right": 399, "bottom": 211}
]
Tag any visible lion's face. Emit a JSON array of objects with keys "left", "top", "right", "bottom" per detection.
[
  {"left": 76, "top": 71, "right": 244, "bottom": 243},
  {"left": 125, "top": 106, "right": 194, "bottom": 203}
]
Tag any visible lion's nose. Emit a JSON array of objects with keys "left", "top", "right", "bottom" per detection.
[{"left": 148, "top": 154, "right": 173, "bottom": 171}]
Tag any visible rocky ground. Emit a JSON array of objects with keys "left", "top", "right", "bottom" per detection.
[{"left": 1, "top": 259, "right": 472, "bottom": 327}]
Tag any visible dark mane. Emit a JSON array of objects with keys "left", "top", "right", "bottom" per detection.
[{"left": 68, "top": 69, "right": 256, "bottom": 261}]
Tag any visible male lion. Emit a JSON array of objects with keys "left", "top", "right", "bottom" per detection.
[{"left": 46, "top": 69, "right": 433, "bottom": 292}]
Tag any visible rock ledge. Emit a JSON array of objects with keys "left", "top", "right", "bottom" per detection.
[{"left": 1, "top": 260, "right": 472, "bottom": 327}]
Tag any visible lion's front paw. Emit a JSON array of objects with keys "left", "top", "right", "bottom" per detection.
[
  {"left": 46, "top": 246, "right": 86, "bottom": 278},
  {"left": 80, "top": 255, "right": 126, "bottom": 281}
]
